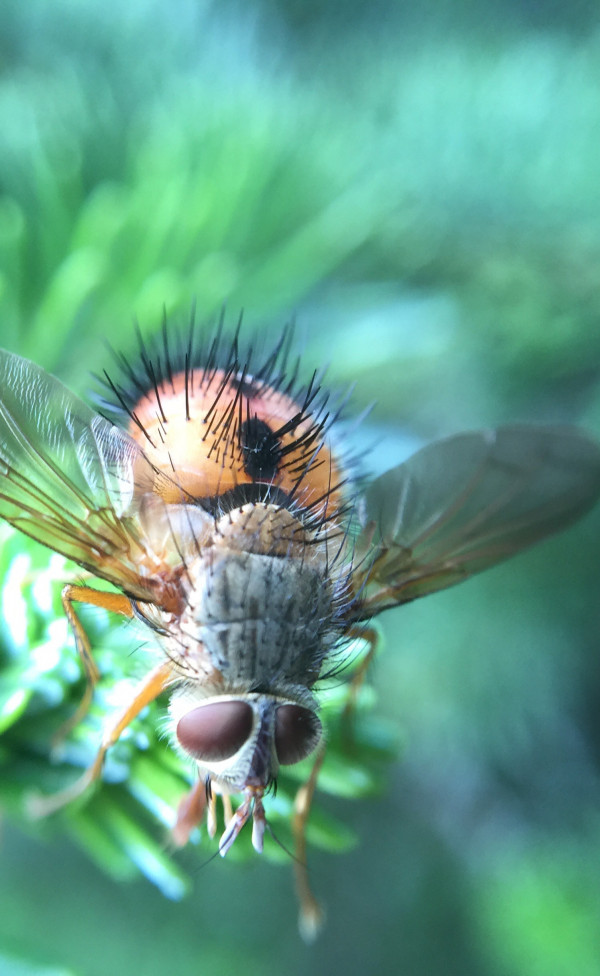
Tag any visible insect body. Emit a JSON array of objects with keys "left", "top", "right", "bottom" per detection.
[
  {"left": 96, "top": 329, "right": 354, "bottom": 854},
  {"left": 1, "top": 325, "right": 599, "bottom": 932}
]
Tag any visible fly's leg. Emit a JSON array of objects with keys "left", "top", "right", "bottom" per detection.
[
  {"left": 293, "top": 743, "right": 327, "bottom": 943},
  {"left": 342, "top": 624, "right": 380, "bottom": 724},
  {"left": 204, "top": 787, "right": 232, "bottom": 841},
  {"left": 173, "top": 782, "right": 237, "bottom": 848},
  {"left": 292, "top": 628, "right": 379, "bottom": 940},
  {"left": 58, "top": 584, "right": 137, "bottom": 742},
  {"left": 28, "top": 661, "right": 174, "bottom": 818},
  {"left": 172, "top": 777, "right": 209, "bottom": 847},
  {"left": 206, "top": 789, "right": 218, "bottom": 838},
  {"left": 222, "top": 792, "right": 233, "bottom": 825}
]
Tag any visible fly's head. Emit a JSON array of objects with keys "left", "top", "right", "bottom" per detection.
[{"left": 169, "top": 689, "right": 323, "bottom": 853}]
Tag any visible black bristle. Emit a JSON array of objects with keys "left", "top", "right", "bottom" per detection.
[
  {"left": 161, "top": 309, "right": 175, "bottom": 392},
  {"left": 94, "top": 308, "right": 368, "bottom": 527}
]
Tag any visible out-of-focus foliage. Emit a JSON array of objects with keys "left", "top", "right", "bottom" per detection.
[{"left": 1, "top": 1, "right": 600, "bottom": 975}]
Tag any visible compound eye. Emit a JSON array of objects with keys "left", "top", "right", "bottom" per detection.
[
  {"left": 274, "top": 705, "right": 322, "bottom": 765},
  {"left": 176, "top": 701, "right": 254, "bottom": 762}
]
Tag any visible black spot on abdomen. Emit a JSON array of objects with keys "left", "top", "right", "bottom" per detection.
[{"left": 239, "top": 417, "right": 282, "bottom": 481}]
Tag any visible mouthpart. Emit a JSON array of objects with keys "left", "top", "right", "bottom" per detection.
[{"left": 219, "top": 786, "right": 267, "bottom": 856}]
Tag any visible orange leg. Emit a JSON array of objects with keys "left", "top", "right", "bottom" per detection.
[
  {"left": 172, "top": 778, "right": 208, "bottom": 847},
  {"left": 29, "top": 660, "right": 174, "bottom": 818},
  {"left": 342, "top": 624, "right": 380, "bottom": 722},
  {"left": 172, "top": 780, "right": 237, "bottom": 848},
  {"left": 57, "top": 584, "right": 137, "bottom": 739},
  {"left": 293, "top": 743, "right": 327, "bottom": 942},
  {"left": 292, "top": 628, "right": 379, "bottom": 940}
]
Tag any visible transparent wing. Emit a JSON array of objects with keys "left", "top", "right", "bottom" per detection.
[
  {"left": 0, "top": 348, "right": 163, "bottom": 598},
  {"left": 352, "top": 425, "right": 600, "bottom": 618}
]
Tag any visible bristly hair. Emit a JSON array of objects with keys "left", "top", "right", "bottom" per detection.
[
  {"left": 95, "top": 309, "right": 310, "bottom": 429},
  {"left": 92, "top": 308, "right": 369, "bottom": 532}
]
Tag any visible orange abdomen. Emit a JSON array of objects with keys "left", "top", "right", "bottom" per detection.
[{"left": 129, "top": 368, "right": 345, "bottom": 517}]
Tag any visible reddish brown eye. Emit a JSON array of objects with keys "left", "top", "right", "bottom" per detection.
[
  {"left": 176, "top": 701, "right": 254, "bottom": 762},
  {"left": 274, "top": 705, "right": 321, "bottom": 765}
]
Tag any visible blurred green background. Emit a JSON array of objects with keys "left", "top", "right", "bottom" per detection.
[{"left": 1, "top": 0, "right": 600, "bottom": 973}]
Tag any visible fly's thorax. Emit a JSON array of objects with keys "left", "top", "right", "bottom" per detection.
[
  {"left": 163, "top": 502, "right": 348, "bottom": 695},
  {"left": 169, "top": 689, "right": 322, "bottom": 793}
]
